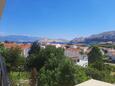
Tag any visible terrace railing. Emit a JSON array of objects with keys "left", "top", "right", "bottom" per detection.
[{"left": 0, "top": 55, "right": 10, "bottom": 86}]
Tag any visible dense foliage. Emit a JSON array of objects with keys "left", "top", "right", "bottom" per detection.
[
  {"left": 88, "top": 46, "right": 104, "bottom": 64},
  {"left": 87, "top": 46, "right": 115, "bottom": 83},
  {"left": 0, "top": 43, "right": 25, "bottom": 72},
  {"left": 0, "top": 42, "right": 115, "bottom": 85},
  {"left": 27, "top": 42, "right": 89, "bottom": 86}
]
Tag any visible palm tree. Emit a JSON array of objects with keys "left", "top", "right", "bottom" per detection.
[{"left": 0, "top": 0, "right": 6, "bottom": 17}]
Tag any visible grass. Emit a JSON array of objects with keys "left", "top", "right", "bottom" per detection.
[
  {"left": 111, "top": 72, "right": 115, "bottom": 76},
  {"left": 9, "top": 71, "right": 30, "bottom": 86}
]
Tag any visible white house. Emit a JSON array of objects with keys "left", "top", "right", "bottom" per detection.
[
  {"left": 18, "top": 44, "right": 31, "bottom": 57},
  {"left": 3, "top": 43, "right": 31, "bottom": 57},
  {"left": 23, "top": 48, "right": 30, "bottom": 57},
  {"left": 46, "top": 43, "right": 62, "bottom": 48},
  {"left": 76, "top": 55, "right": 88, "bottom": 67},
  {"left": 106, "top": 49, "right": 115, "bottom": 61},
  {"left": 64, "top": 48, "right": 88, "bottom": 67}
]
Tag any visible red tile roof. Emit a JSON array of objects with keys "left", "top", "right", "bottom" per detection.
[
  {"left": 66, "top": 48, "right": 81, "bottom": 52},
  {"left": 4, "top": 43, "right": 17, "bottom": 48},
  {"left": 19, "top": 44, "right": 31, "bottom": 49},
  {"left": 3, "top": 43, "right": 31, "bottom": 50}
]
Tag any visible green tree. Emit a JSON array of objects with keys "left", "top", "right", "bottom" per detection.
[
  {"left": 37, "top": 46, "right": 88, "bottom": 86},
  {"left": 27, "top": 45, "right": 89, "bottom": 86},
  {"left": 37, "top": 51, "right": 76, "bottom": 86},
  {"left": 26, "top": 42, "right": 42, "bottom": 86},
  {"left": 27, "top": 45, "right": 64, "bottom": 71},
  {"left": 74, "top": 66, "right": 89, "bottom": 84},
  {"left": 0, "top": 43, "right": 8, "bottom": 57},
  {"left": 4, "top": 47, "right": 24, "bottom": 72},
  {"left": 0, "top": 43, "right": 5, "bottom": 53},
  {"left": 29, "top": 41, "right": 41, "bottom": 55},
  {"left": 88, "top": 46, "right": 104, "bottom": 65},
  {"left": 16, "top": 56, "right": 25, "bottom": 71},
  {"left": 0, "top": 44, "right": 25, "bottom": 76},
  {"left": 86, "top": 67, "right": 114, "bottom": 83},
  {"left": 86, "top": 46, "right": 115, "bottom": 83},
  {"left": 57, "top": 59, "right": 76, "bottom": 86}
]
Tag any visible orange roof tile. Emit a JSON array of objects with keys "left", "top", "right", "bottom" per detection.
[
  {"left": 3, "top": 43, "right": 31, "bottom": 50},
  {"left": 66, "top": 48, "right": 81, "bottom": 52},
  {"left": 19, "top": 44, "right": 31, "bottom": 49},
  {"left": 4, "top": 43, "right": 17, "bottom": 48}
]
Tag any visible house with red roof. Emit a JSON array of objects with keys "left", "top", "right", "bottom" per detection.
[{"left": 3, "top": 43, "right": 31, "bottom": 57}]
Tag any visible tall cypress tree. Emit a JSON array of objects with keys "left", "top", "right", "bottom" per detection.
[
  {"left": 88, "top": 46, "right": 104, "bottom": 65},
  {"left": 29, "top": 41, "right": 41, "bottom": 55}
]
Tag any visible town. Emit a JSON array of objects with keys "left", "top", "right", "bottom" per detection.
[
  {"left": 1, "top": 40, "right": 115, "bottom": 67},
  {"left": 0, "top": 0, "right": 115, "bottom": 86},
  {"left": 0, "top": 39, "right": 115, "bottom": 86}
]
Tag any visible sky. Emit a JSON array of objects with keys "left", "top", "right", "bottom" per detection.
[{"left": 0, "top": 0, "right": 115, "bottom": 39}]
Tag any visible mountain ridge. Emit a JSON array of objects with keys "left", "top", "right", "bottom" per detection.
[
  {"left": 71, "top": 31, "right": 115, "bottom": 44},
  {"left": 0, "top": 35, "right": 68, "bottom": 43}
]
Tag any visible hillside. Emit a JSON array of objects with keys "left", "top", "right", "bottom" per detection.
[
  {"left": 0, "top": 35, "right": 68, "bottom": 43},
  {"left": 0, "top": 35, "right": 40, "bottom": 42},
  {"left": 71, "top": 31, "right": 115, "bottom": 44}
]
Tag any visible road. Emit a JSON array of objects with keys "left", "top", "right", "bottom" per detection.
[{"left": 0, "top": 55, "right": 10, "bottom": 86}]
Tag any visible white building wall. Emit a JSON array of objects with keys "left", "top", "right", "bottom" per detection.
[
  {"left": 64, "top": 49, "right": 88, "bottom": 67},
  {"left": 107, "top": 52, "right": 115, "bottom": 61},
  {"left": 23, "top": 48, "right": 30, "bottom": 57}
]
